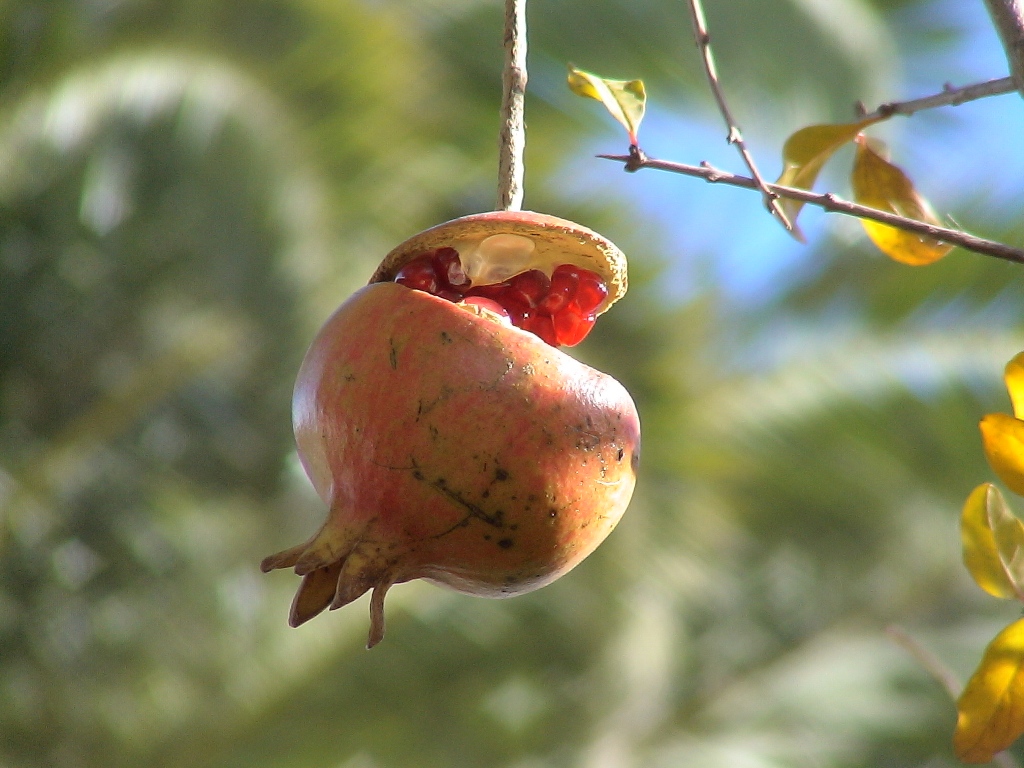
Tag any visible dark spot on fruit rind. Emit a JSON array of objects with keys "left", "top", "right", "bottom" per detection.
[
  {"left": 495, "top": 467, "right": 510, "bottom": 482},
  {"left": 429, "top": 479, "right": 504, "bottom": 529},
  {"left": 617, "top": 447, "right": 625, "bottom": 461},
  {"left": 498, "top": 538, "right": 514, "bottom": 549},
  {"left": 388, "top": 340, "right": 398, "bottom": 369},
  {"left": 440, "top": 331, "right": 453, "bottom": 344}
]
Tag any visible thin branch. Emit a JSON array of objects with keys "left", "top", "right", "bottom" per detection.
[
  {"left": 599, "top": 148, "right": 1024, "bottom": 265},
  {"left": 885, "top": 625, "right": 962, "bottom": 700},
  {"left": 497, "top": 0, "right": 527, "bottom": 212},
  {"left": 886, "top": 626, "right": 1020, "bottom": 768},
  {"left": 857, "top": 77, "right": 1016, "bottom": 120},
  {"left": 685, "top": 0, "right": 793, "bottom": 234},
  {"left": 984, "top": 0, "right": 1024, "bottom": 97}
]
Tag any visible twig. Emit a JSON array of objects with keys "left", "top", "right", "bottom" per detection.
[
  {"left": 685, "top": 0, "right": 794, "bottom": 234},
  {"left": 886, "top": 626, "right": 1021, "bottom": 768},
  {"left": 984, "top": 0, "right": 1024, "bottom": 97},
  {"left": 497, "top": 0, "right": 527, "bottom": 211},
  {"left": 599, "top": 148, "right": 1024, "bottom": 265},
  {"left": 858, "top": 77, "right": 1016, "bottom": 120},
  {"left": 885, "top": 625, "right": 961, "bottom": 700}
]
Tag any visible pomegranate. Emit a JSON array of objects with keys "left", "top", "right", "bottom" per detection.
[{"left": 262, "top": 211, "right": 640, "bottom": 647}]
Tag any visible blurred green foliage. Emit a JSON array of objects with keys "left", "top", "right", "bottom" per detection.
[{"left": 2, "top": 1, "right": 1023, "bottom": 766}]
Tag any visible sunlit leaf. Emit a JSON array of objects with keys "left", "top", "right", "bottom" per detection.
[
  {"left": 1005, "top": 352, "right": 1024, "bottom": 420},
  {"left": 775, "top": 119, "right": 878, "bottom": 228},
  {"left": 850, "top": 136, "right": 953, "bottom": 266},
  {"left": 981, "top": 413, "right": 1024, "bottom": 497},
  {"left": 955, "top": 618, "right": 1024, "bottom": 763},
  {"left": 567, "top": 65, "right": 646, "bottom": 145},
  {"left": 962, "top": 483, "right": 1024, "bottom": 599}
]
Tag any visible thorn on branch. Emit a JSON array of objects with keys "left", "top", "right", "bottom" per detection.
[
  {"left": 699, "top": 160, "right": 722, "bottom": 182},
  {"left": 624, "top": 144, "right": 647, "bottom": 172}
]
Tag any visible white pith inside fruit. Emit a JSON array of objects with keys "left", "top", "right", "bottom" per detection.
[{"left": 457, "top": 234, "right": 537, "bottom": 286}]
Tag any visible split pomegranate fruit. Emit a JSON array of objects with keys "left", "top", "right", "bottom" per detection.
[{"left": 262, "top": 211, "right": 641, "bottom": 647}]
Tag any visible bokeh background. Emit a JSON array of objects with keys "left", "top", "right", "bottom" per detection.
[{"left": 3, "top": 0, "right": 1024, "bottom": 766}]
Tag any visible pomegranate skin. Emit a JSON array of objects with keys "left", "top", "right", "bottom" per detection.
[{"left": 262, "top": 282, "right": 640, "bottom": 646}]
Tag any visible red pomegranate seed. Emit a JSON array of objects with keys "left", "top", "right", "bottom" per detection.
[
  {"left": 393, "top": 256, "right": 606, "bottom": 348},
  {"left": 434, "top": 247, "right": 469, "bottom": 290},
  {"left": 395, "top": 256, "right": 439, "bottom": 294},
  {"left": 464, "top": 282, "right": 510, "bottom": 301},
  {"left": 523, "top": 313, "right": 558, "bottom": 346},
  {"left": 459, "top": 296, "right": 510, "bottom": 320},
  {"left": 553, "top": 308, "right": 597, "bottom": 347},
  {"left": 506, "top": 270, "right": 551, "bottom": 308},
  {"left": 573, "top": 269, "right": 609, "bottom": 313},
  {"left": 504, "top": 301, "right": 531, "bottom": 329},
  {"left": 538, "top": 265, "right": 580, "bottom": 315}
]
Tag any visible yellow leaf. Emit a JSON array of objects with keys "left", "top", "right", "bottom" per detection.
[
  {"left": 775, "top": 119, "right": 878, "bottom": 229},
  {"left": 981, "top": 413, "right": 1024, "bottom": 497},
  {"left": 955, "top": 618, "right": 1024, "bottom": 763},
  {"left": 1005, "top": 352, "right": 1024, "bottom": 420},
  {"left": 850, "top": 137, "right": 953, "bottom": 266},
  {"left": 962, "top": 483, "right": 1024, "bottom": 599},
  {"left": 567, "top": 66, "right": 646, "bottom": 145}
]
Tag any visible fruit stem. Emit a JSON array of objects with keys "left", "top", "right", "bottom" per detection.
[{"left": 497, "top": 0, "right": 527, "bottom": 212}]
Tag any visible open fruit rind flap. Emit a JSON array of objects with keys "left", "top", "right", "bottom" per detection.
[{"left": 369, "top": 210, "right": 628, "bottom": 316}]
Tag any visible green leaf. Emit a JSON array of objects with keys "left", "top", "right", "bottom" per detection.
[
  {"left": 955, "top": 618, "right": 1024, "bottom": 763},
  {"left": 962, "top": 483, "right": 1024, "bottom": 599},
  {"left": 850, "top": 136, "right": 953, "bottom": 265},
  {"left": 567, "top": 65, "right": 646, "bottom": 145},
  {"left": 775, "top": 119, "right": 877, "bottom": 229}
]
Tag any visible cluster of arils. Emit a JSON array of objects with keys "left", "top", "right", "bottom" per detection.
[{"left": 393, "top": 247, "right": 609, "bottom": 347}]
